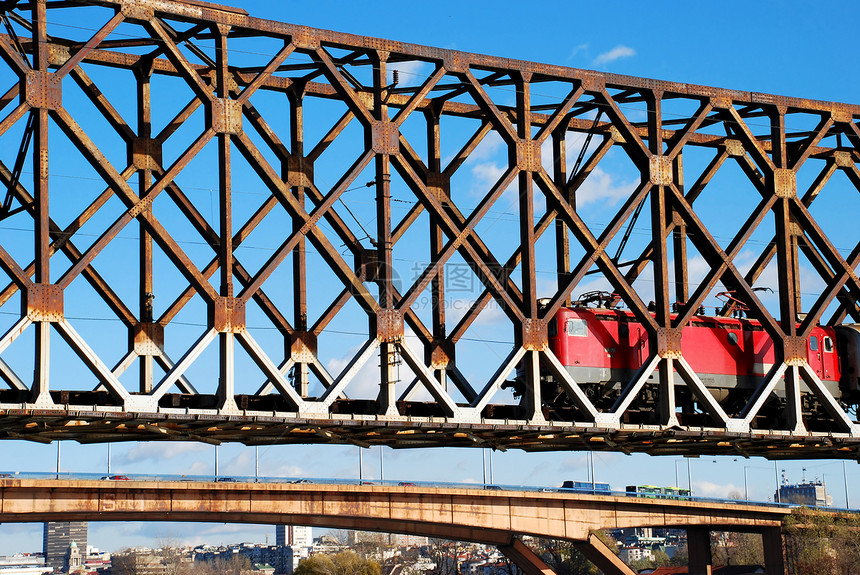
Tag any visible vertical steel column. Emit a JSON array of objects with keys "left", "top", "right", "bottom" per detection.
[
  {"left": 289, "top": 88, "right": 309, "bottom": 396},
  {"left": 426, "top": 108, "right": 448, "bottom": 389},
  {"left": 761, "top": 527, "right": 785, "bottom": 575},
  {"left": 373, "top": 52, "right": 397, "bottom": 415},
  {"left": 648, "top": 91, "right": 677, "bottom": 426},
  {"left": 514, "top": 72, "right": 542, "bottom": 421},
  {"left": 214, "top": 26, "right": 236, "bottom": 411},
  {"left": 686, "top": 527, "right": 713, "bottom": 575},
  {"left": 136, "top": 67, "right": 154, "bottom": 393},
  {"left": 31, "top": 0, "right": 51, "bottom": 406},
  {"left": 672, "top": 153, "right": 689, "bottom": 304},
  {"left": 552, "top": 121, "right": 571, "bottom": 307},
  {"left": 771, "top": 108, "right": 803, "bottom": 432}
]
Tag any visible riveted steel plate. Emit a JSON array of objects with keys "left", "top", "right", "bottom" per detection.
[
  {"left": 290, "top": 331, "right": 318, "bottom": 363},
  {"left": 27, "top": 283, "right": 64, "bottom": 323},
  {"left": 120, "top": 0, "right": 155, "bottom": 20},
  {"left": 516, "top": 139, "right": 542, "bottom": 172},
  {"left": 656, "top": 327, "right": 683, "bottom": 358},
  {"left": 772, "top": 168, "right": 797, "bottom": 198},
  {"left": 132, "top": 138, "right": 163, "bottom": 171},
  {"left": 521, "top": 318, "right": 548, "bottom": 351},
  {"left": 286, "top": 155, "right": 314, "bottom": 188},
  {"left": 210, "top": 98, "right": 243, "bottom": 135},
  {"left": 212, "top": 297, "right": 246, "bottom": 333},
  {"left": 649, "top": 156, "right": 673, "bottom": 185},
  {"left": 376, "top": 309, "right": 404, "bottom": 342},
  {"left": 371, "top": 121, "right": 400, "bottom": 155},
  {"left": 833, "top": 151, "right": 854, "bottom": 168},
  {"left": 133, "top": 322, "right": 164, "bottom": 356},
  {"left": 25, "top": 71, "right": 61, "bottom": 110},
  {"left": 429, "top": 339, "right": 455, "bottom": 369},
  {"left": 724, "top": 139, "right": 745, "bottom": 157},
  {"left": 425, "top": 172, "right": 450, "bottom": 203}
]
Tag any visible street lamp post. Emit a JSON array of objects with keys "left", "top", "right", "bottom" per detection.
[
  {"left": 687, "top": 457, "right": 693, "bottom": 496},
  {"left": 482, "top": 449, "right": 487, "bottom": 486},
  {"left": 774, "top": 461, "right": 781, "bottom": 503},
  {"left": 588, "top": 451, "right": 596, "bottom": 492},
  {"left": 489, "top": 449, "right": 494, "bottom": 484}
]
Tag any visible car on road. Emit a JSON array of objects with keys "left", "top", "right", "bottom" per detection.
[
  {"left": 0, "top": 473, "right": 13, "bottom": 478},
  {"left": 290, "top": 479, "right": 313, "bottom": 484},
  {"left": 100, "top": 475, "right": 130, "bottom": 481},
  {"left": 398, "top": 481, "right": 416, "bottom": 486},
  {"left": 215, "top": 477, "right": 239, "bottom": 483}
]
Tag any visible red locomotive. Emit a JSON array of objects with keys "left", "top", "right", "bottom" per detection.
[{"left": 509, "top": 293, "right": 860, "bottom": 427}]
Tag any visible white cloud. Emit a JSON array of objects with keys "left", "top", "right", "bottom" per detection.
[
  {"left": 467, "top": 131, "right": 505, "bottom": 162},
  {"left": 117, "top": 442, "right": 209, "bottom": 465},
  {"left": 569, "top": 43, "right": 589, "bottom": 60},
  {"left": 471, "top": 161, "right": 506, "bottom": 188},
  {"left": 593, "top": 45, "right": 636, "bottom": 66},
  {"left": 574, "top": 166, "right": 638, "bottom": 207},
  {"left": 694, "top": 480, "right": 742, "bottom": 499}
]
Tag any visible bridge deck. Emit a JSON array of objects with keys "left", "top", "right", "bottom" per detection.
[{"left": 0, "top": 478, "right": 792, "bottom": 544}]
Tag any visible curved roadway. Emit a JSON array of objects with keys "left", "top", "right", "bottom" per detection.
[{"left": 0, "top": 477, "right": 797, "bottom": 544}]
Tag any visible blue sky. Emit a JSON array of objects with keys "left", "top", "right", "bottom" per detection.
[{"left": 1, "top": 0, "right": 860, "bottom": 555}]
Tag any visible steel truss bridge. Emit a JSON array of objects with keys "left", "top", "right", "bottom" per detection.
[{"left": 0, "top": 0, "right": 858, "bottom": 457}]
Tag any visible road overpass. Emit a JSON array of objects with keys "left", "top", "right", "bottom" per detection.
[{"left": 0, "top": 477, "right": 815, "bottom": 575}]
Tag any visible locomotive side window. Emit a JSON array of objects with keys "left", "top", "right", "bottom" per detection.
[
  {"left": 809, "top": 336, "right": 818, "bottom": 351},
  {"left": 566, "top": 318, "right": 588, "bottom": 337},
  {"left": 823, "top": 337, "right": 833, "bottom": 352}
]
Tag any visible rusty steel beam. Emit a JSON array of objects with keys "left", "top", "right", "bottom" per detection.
[{"left": 0, "top": 0, "right": 856, "bottom": 456}]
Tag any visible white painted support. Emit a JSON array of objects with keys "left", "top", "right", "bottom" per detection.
[
  {"left": 110, "top": 351, "right": 137, "bottom": 378},
  {"left": 609, "top": 354, "right": 661, "bottom": 416},
  {"left": 238, "top": 330, "right": 304, "bottom": 410},
  {"left": 55, "top": 319, "right": 131, "bottom": 403},
  {"left": 674, "top": 356, "right": 730, "bottom": 426},
  {"left": 0, "top": 356, "right": 26, "bottom": 390},
  {"left": 254, "top": 358, "right": 295, "bottom": 396},
  {"left": 150, "top": 328, "right": 217, "bottom": 402},
  {"left": 398, "top": 377, "right": 420, "bottom": 402},
  {"left": 739, "top": 362, "right": 788, "bottom": 426},
  {"left": 798, "top": 362, "right": 858, "bottom": 435},
  {"left": 0, "top": 316, "right": 31, "bottom": 354},
  {"left": 541, "top": 348, "right": 598, "bottom": 420},
  {"left": 154, "top": 352, "right": 198, "bottom": 394},
  {"left": 309, "top": 357, "right": 335, "bottom": 389},
  {"left": 470, "top": 346, "right": 526, "bottom": 413},
  {"left": 398, "top": 340, "right": 460, "bottom": 417},
  {"left": 316, "top": 339, "right": 380, "bottom": 408}
]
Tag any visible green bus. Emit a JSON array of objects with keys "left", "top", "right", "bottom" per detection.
[{"left": 626, "top": 485, "right": 691, "bottom": 499}]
